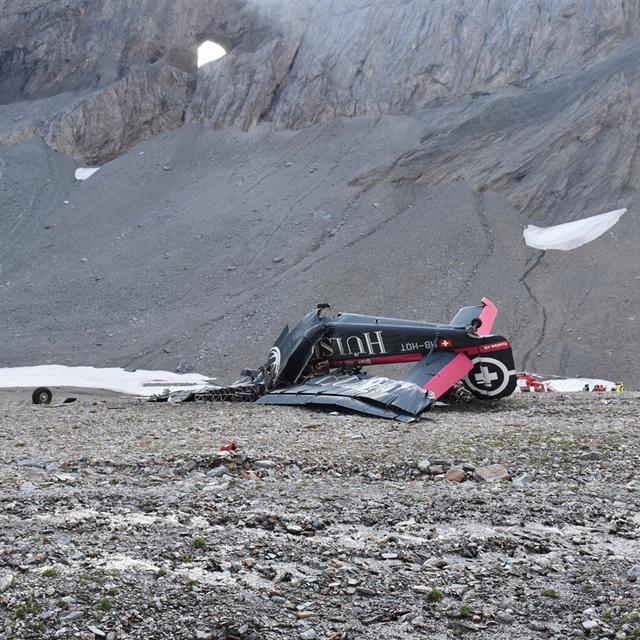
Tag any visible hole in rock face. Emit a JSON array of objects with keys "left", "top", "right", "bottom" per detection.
[{"left": 197, "top": 41, "right": 227, "bottom": 67}]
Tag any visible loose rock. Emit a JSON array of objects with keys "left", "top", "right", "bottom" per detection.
[
  {"left": 445, "top": 468, "right": 466, "bottom": 482},
  {"left": 474, "top": 464, "right": 510, "bottom": 482}
]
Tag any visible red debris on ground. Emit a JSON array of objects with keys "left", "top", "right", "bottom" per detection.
[{"left": 516, "top": 372, "right": 548, "bottom": 393}]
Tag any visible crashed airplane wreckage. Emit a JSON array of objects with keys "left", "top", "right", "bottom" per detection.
[{"left": 151, "top": 298, "right": 517, "bottom": 421}]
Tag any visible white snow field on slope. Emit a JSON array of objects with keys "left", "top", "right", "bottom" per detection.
[
  {"left": 0, "top": 365, "right": 212, "bottom": 396},
  {"left": 523, "top": 208, "right": 626, "bottom": 250},
  {"left": 544, "top": 377, "right": 615, "bottom": 392},
  {"left": 74, "top": 167, "right": 100, "bottom": 180}
]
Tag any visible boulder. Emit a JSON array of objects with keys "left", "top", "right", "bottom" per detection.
[{"left": 474, "top": 464, "right": 510, "bottom": 483}]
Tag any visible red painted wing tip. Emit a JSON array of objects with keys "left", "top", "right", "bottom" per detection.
[{"left": 478, "top": 297, "right": 498, "bottom": 336}]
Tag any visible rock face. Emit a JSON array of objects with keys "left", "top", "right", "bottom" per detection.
[
  {"left": 258, "top": 0, "right": 640, "bottom": 128},
  {"left": 3, "top": 0, "right": 640, "bottom": 167},
  {"left": 46, "top": 63, "right": 194, "bottom": 163},
  {"left": 0, "top": 0, "right": 638, "bottom": 383},
  {"left": 0, "top": 0, "right": 247, "bottom": 103},
  {"left": 0, "top": 0, "right": 305, "bottom": 160}
]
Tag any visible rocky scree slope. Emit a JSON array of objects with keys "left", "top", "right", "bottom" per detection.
[{"left": 0, "top": 0, "right": 638, "bottom": 384}]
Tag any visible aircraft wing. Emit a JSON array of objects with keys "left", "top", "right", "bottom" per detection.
[
  {"left": 404, "top": 351, "right": 474, "bottom": 399},
  {"left": 257, "top": 373, "right": 434, "bottom": 422}
]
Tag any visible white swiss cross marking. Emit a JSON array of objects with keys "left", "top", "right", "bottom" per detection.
[{"left": 474, "top": 365, "right": 499, "bottom": 387}]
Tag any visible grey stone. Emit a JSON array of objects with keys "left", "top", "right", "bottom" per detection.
[
  {"left": 582, "top": 620, "right": 599, "bottom": 631},
  {"left": 513, "top": 472, "right": 534, "bottom": 486},
  {"left": 0, "top": 573, "right": 14, "bottom": 593},
  {"left": 59, "top": 611, "right": 83, "bottom": 623},
  {"left": 497, "top": 611, "right": 515, "bottom": 624},
  {"left": 417, "top": 459, "right": 431, "bottom": 473},
  {"left": 17, "top": 458, "right": 44, "bottom": 467},
  {"left": 425, "top": 557, "right": 447, "bottom": 569},
  {"left": 254, "top": 460, "right": 276, "bottom": 469},
  {"left": 286, "top": 524, "right": 304, "bottom": 535}
]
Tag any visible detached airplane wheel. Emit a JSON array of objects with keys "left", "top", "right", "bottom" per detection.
[{"left": 32, "top": 387, "right": 53, "bottom": 405}]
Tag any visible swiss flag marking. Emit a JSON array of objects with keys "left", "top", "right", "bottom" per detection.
[{"left": 438, "top": 338, "right": 453, "bottom": 348}]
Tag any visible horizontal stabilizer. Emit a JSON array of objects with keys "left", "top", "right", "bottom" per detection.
[
  {"left": 450, "top": 297, "right": 497, "bottom": 335},
  {"left": 404, "top": 351, "right": 474, "bottom": 399}
]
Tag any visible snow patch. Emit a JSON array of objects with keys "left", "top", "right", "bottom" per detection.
[
  {"left": 197, "top": 41, "right": 227, "bottom": 67},
  {"left": 0, "top": 365, "right": 213, "bottom": 396},
  {"left": 74, "top": 167, "right": 100, "bottom": 181},
  {"left": 544, "top": 378, "right": 615, "bottom": 392},
  {"left": 524, "top": 208, "right": 626, "bottom": 250}
]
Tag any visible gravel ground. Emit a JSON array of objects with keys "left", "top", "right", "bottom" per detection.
[{"left": 1, "top": 392, "right": 639, "bottom": 639}]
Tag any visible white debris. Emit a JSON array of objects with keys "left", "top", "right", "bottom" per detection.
[
  {"left": 544, "top": 378, "right": 615, "bottom": 392},
  {"left": 74, "top": 167, "right": 101, "bottom": 181},
  {"left": 0, "top": 364, "right": 213, "bottom": 396},
  {"left": 523, "top": 208, "right": 626, "bottom": 250}
]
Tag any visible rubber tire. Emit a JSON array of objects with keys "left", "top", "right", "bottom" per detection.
[{"left": 32, "top": 387, "right": 53, "bottom": 405}]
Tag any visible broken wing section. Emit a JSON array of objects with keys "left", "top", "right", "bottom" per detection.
[{"left": 258, "top": 373, "right": 434, "bottom": 422}]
